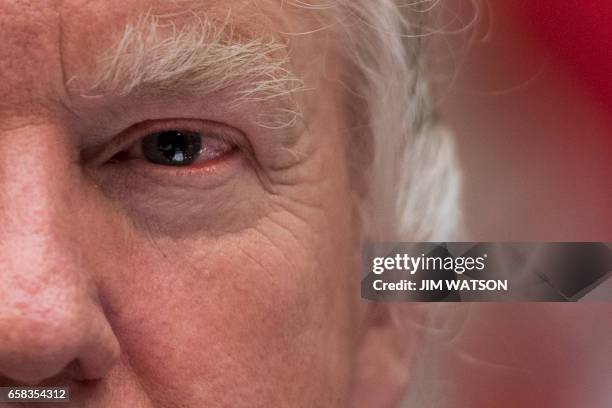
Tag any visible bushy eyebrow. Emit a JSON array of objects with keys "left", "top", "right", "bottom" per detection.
[{"left": 86, "top": 10, "right": 305, "bottom": 129}]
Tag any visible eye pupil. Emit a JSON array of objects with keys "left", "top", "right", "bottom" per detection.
[{"left": 142, "top": 131, "right": 202, "bottom": 166}]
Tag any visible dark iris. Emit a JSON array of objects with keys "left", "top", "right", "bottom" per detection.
[{"left": 141, "top": 131, "right": 202, "bottom": 166}]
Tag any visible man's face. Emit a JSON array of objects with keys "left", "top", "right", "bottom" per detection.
[{"left": 0, "top": 0, "right": 371, "bottom": 406}]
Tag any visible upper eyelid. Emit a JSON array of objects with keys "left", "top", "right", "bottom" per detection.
[{"left": 83, "top": 118, "right": 247, "bottom": 166}]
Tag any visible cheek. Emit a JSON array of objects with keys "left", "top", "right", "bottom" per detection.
[
  {"left": 96, "top": 208, "right": 360, "bottom": 406},
  {"left": 81, "top": 62, "right": 361, "bottom": 405}
]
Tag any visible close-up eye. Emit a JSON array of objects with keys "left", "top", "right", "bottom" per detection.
[
  {"left": 134, "top": 128, "right": 236, "bottom": 167},
  {"left": 96, "top": 120, "right": 240, "bottom": 170},
  {"left": 141, "top": 130, "right": 203, "bottom": 166},
  {"left": 139, "top": 128, "right": 241, "bottom": 167}
]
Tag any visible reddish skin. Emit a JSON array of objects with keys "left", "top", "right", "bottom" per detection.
[{"left": 0, "top": 1, "right": 416, "bottom": 407}]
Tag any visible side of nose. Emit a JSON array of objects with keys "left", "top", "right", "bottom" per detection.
[{"left": 0, "top": 125, "right": 120, "bottom": 384}]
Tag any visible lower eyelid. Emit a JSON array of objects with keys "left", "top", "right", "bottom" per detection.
[
  {"left": 99, "top": 149, "right": 244, "bottom": 190},
  {"left": 185, "top": 147, "right": 239, "bottom": 170}
]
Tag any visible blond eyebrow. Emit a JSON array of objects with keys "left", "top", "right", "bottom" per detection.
[{"left": 87, "top": 11, "right": 305, "bottom": 129}]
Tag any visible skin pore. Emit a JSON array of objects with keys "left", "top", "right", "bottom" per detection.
[{"left": 0, "top": 1, "right": 417, "bottom": 407}]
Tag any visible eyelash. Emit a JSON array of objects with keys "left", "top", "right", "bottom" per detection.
[
  {"left": 89, "top": 119, "right": 241, "bottom": 168},
  {"left": 120, "top": 129, "right": 234, "bottom": 167}
]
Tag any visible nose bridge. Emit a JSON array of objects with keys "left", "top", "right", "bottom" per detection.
[
  {"left": 0, "top": 123, "right": 81, "bottom": 272},
  {"left": 0, "top": 122, "right": 85, "bottom": 326}
]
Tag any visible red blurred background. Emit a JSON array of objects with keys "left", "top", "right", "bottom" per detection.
[
  {"left": 434, "top": 1, "right": 611, "bottom": 241},
  {"left": 411, "top": 1, "right": 612, "bottom": 407}
]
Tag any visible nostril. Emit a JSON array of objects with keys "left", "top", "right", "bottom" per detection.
[
  {"left": 63, "top": 360, "right": 86, "bottom": 382},
  {"left": 0, "top": 328, "right": 81, "bottom": 384},
  {"left": 0, "top": 367, "right": 84, "bottom": 391}
]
